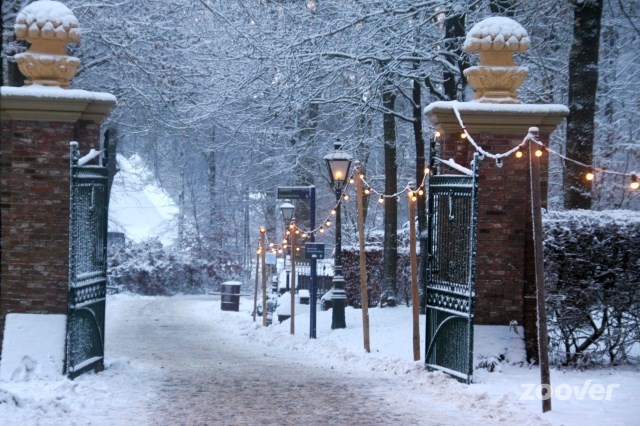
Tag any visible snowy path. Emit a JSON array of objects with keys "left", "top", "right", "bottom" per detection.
[
  {"left": 104, "top": 296, "right": 518, "bottom": 426},
  {"left": 2, "top": 294, "right": 636, "bottom": 425}
]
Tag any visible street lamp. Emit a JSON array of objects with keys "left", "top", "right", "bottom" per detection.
[
  {"left": 280, "top": 200, "right": 295, "bottom": 274},
  {"left": 280, "top": 200, "right": 295, "bottom": 223},
  {"left": 324, "top": 141, "right": 353, "bottom": 329},
  {"left": 280, "top": 200, "right": 297, "bottom": 334}
]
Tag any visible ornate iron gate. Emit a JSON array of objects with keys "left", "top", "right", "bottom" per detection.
[
  {"left": 425, "top": 159, "right": 480, "bottom": 384},
  {"left": 67, "top": 142, "right": 108, "bottom": 378}
]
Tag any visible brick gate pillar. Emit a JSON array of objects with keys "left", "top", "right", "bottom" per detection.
[
  {"left": 425, "top": 17, "right": 567, "bottom": 361},
  {"left": 0, "top": 1, "right": 115, "bottom": 358}
]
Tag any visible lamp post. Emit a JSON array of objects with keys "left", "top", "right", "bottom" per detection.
[
  {"left": 280, "top": 201, "right": 295, "bottom": 274},
  {"left": 324, "top": 141, "right": 353, "bottom": 329},
  {"left": 280, "top": 201, "right": 296, "bottom": 334}
]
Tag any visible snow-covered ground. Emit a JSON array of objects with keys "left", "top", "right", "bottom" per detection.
[{"left": 1, "top": 294, "right": 637, "bottom": 425}]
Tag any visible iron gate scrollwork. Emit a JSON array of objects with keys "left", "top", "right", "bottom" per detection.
[
  {"left": 425, "top": 157, "right": 480, "bottom": 384},
  {"left": 67, "top": 142, "right": 108, "bottom": 378}
]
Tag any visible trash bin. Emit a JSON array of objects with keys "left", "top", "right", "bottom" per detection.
[
  {"left": 220, "top": 281, "right": 241, "bottom": 312},
  {"left": 298, "top": 289, "right": 310, "bottom": 305}
]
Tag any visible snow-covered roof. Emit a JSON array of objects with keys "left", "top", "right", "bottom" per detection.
[{"left": 108, "top": 154, "right": 178, "bottom": 245}]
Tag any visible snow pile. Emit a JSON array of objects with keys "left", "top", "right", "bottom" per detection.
[
  {"left": 1, "top": 294, "right": 637, "bottom": 425},
  {"left": 0, "top": 314, "right": 66, "bottom": 382},
  {"left": 108, "top": 154, "right": 178, "bottom": 245}
]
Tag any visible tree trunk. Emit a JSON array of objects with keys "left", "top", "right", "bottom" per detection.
[
  {"left": 489, "top": 0, "right": 518, "bottom": 16},
  {"left": 443, "top": 10, "right": 468, "bottom": 101},
  {"left": 292, "top": 102, "right": 319, "bottom": 229},
  {"left": 104, "top": 126, "right": 119, "bottom": 204},
  {"left": 412, "top": 77, "right": 428, "bottom": 309},
  {"left": 356, "top": 114, "right": 373, "bottom": 226},
  {"left": 204, "top": 147, "right": 216, "bottom": 235},
  {"left": 564, "top": 0, "right": 603, "bottom": 209},
  {"left": 382, "top": 85, "right": 398, "bottom": 301}
]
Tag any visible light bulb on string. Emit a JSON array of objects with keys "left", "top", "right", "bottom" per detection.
[
  {"left": 424, "top": 167, "right": 430, "bottom": 176},
  {"left": 630, "top": 174, "right": 639, "bottom": 190},
  {"left": 364, "top": 187, "right": 371, "bottom": 195},
  {"left": 535, "top": 146, "right": 547, "bottom": 158},
  {"left": 495, "top": 158, "right": 504, "bottom": 168},
  {"left": 343, "top": 194, "right": 349, "bottom": 201},
  {"left": 325, "top": 220, "right": 331, "bottom": 227},
  {"left": 515, "top": 147, "right": 523, "bottom": 159},
  {"left": 319, "top": 226, "right": 325, "bottom": 233},
  {"left": 461, "top": 132, "right": 467, "bottom": 139},
  {"left": 378, "top": 195, "right": 384, "bottom": 204},
  {"left": 349, "top": 177, "right": 355, "bottom": 184},
  {"left": 418, "top": 189, "right": 424, "bottom": 196},
  {"left": 301, "top": 233, "right": 307, "bottom": 238},
  {"left": 434, "top": 130, "right": 441, "bottom": 138},
  {"left": 585, "top": 171, "right": 595, "bottom": 181},
  {"left": 331, "top": 209, "right": 336, "bottom": 215}
]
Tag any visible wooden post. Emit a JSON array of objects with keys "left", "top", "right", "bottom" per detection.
[
  {"left": 408, "top": 184, "right": 420, "bottom": 361},
  {"left": 354, "top": 162, "right": 370, "bottom": 353},
  {"left": 253, "top": 250, "right": 259, "bottom": 322},
  {"left": 290, "top": 221, "right": 296, "bottom": 335},
  {"left": 529, "top": 138, "right": 552, "bottom": 413},
  {"left": 260, "top": 227, "right": 267, "bottom": 326}
]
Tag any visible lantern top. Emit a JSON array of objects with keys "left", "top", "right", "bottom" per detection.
[{"left": 323, "top": 143, "right": 353, "bottom": 162}]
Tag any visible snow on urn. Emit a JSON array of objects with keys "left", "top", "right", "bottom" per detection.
[
  {"left": 13, "top": 1, "right": 80, "bottom": 88},
  {"left": 463, "top": 17, "right": 530, "bottom": 104}
]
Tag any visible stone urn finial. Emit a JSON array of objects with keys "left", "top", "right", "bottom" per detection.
[
  {"left": 463, "top": 17, "right": 530, "bottom": 103},
  {"left": 13, "top": 1, "right": 80, "bottom": 88}
]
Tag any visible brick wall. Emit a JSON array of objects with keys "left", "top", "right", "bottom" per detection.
[
  {"left": 439, "top": 131, "right": 549, "bottom": 360},
  {"left": 0, "top": 119, "right": 100, "bottom": 354}
]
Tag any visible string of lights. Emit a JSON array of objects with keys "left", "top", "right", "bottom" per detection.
[
  {"left": 450, "top": 104, "right": 639, "bottom": 189},
  {"left": 259, "top": 105, "right": 637, "bottom": 245}
]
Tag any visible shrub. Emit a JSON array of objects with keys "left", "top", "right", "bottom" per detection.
[
  {"left": 108, "top": 238, "right": 242, "bottom": 296},
  {"left": 342, "top": 247, "right": 413, "bottom": 308},
  {"left": 544, "top": 210, "right": 640, "bottom": 366}
]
